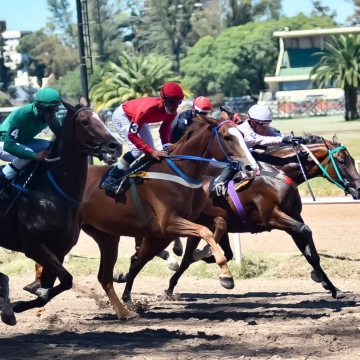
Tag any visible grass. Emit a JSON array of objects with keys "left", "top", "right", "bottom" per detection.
[{"left": 3, "top": 249, "right": 359, "bottom": 281}]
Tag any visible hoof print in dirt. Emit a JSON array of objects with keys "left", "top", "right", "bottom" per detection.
[
  {"left": 126, "top": 298, "right": 151, "bottom": 313},
  {"left": 161, "top": 291, "right": 182, "bottom": 301}
]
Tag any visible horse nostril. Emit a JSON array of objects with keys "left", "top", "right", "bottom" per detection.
[
  {"left": 244, "top": 165, "right": 253, "bottom": 172},
  {"left": 108, "top": 142, "right": 119, "bottom": 150}
]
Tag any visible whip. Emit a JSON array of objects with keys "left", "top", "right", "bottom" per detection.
[{"left": 290, "top": 131, "right": 316, "bottom": 201}]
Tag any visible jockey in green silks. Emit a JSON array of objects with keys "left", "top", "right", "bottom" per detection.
[{"left": 0, "top": 87, "right": 62, "bottom": 188}]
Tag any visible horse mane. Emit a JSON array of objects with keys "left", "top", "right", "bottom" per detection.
[
  {"left": 263, "top": 133, "right": 324, "bottom": 155},
  {"left": 167, "top": 115, "right": 218, "bottom": 155}
]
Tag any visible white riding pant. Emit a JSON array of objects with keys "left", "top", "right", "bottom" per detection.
[{"left": 112, "top": 105, "right": 155, "bottom": 160}]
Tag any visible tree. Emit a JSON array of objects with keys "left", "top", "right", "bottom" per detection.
[
  {"left": 180, "top": 14, "right": 336, "bottom": 97},
  {"left": 311, "top": 0, "right": 337, "bottom": 21},
  {"left": 50, "top": 67, "right": 82, "bottom": 104},
  {"left": 222, "top": 0, "right": 282, "bottom": 28},
  {"left": 89, "top": 52, "right": 190, "bottom": 111},
  {"left": 17, "top": 30, "right": 78, "bottom": 84},
  {"left": 310, "top": 34, "right": 360, "bottom": 120},
  {"left": 124, "top": 0, "right": 210, "bottom": 72},
  {"left": 47, "top": 0, "right": 76, "bottom": 47}
]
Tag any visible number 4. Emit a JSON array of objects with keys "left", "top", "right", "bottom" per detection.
[{"left": 10, "top": 129, "right": 19, "bottom": 139}]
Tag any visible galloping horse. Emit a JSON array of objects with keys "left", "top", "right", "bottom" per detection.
[
  {"left": 164, "top": 134, "right": 360, "bottom": 299},
  {"left": 0, "top": 99, "right": 122, "bottom": 325}
]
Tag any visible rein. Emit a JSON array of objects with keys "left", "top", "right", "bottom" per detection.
[
  {"left": 165, "top": 120, "right": 233, "bottom": 185},
  {"left": 301, "top": 143, "right": 347, "bottom": 191}
]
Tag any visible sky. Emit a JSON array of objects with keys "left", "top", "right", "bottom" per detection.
[{"left": 0, "top": 0, "right": 356, "bottom": 32}]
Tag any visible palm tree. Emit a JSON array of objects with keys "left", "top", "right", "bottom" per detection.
[
  {"left": 310, "top": 34, "right": 360, "bottom": 120},
  {"left": 89, "top": 52, "right": 192, "bottom": 112}
]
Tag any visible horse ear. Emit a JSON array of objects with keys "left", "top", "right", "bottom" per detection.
[
  {"left": 332, "top": 133, "right": 339, "bottom": 143},
  {"left": 62, "top": 100, "right": 75, "bottom": 112},
  {"left": 220, "top": 111, "right": 230, "bottom": 120},
  {"left": 79, "top": 95, "right": 89, "bottom": 107}
]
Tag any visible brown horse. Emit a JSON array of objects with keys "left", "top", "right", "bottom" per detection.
[
  {"left": 164, "top": 134, "right": 360, "bottom": 299},
  {"left": 0, "top": 99, "right": 122, "bottom": 325},
  {"left": 28, "top": 115, "right": 257, "bottom": 319}
]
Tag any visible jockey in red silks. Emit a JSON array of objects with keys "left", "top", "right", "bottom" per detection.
[{"left": 101, "top": 82, "right": 184, "bottom": 192}]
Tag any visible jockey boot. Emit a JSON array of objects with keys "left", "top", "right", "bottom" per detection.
[
  {"left": 100, "top": 166, "right": 126, "bottom": 192},
  {"left": 209, "top": 161, "right": 242, "bottom": 198},
  {"left": 0, "top": 170, "right": 11, "bottom": 190}
]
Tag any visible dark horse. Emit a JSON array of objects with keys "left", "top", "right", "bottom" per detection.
[
  {"left": 164, "top": 134, "right": 360, "bottom": 299},
  {"left": 0, "top": 99, "right": 122, "bottom": 325}
]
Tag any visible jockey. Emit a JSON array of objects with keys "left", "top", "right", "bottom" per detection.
[
  {"left": 170, "top": 96, "right": 212, "bottom": 143},
  {"left": 209, "top": 104, "right": 304, "bottom": 197},
  {"left": 101, "top": 82, "right": 184, "bottom": 192},
  {"left": 0, "top": 87, "right": 62, "bottom": 188}
]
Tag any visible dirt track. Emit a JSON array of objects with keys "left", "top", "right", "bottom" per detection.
[{"left": 1, "top": 203, "right": 360, "bottom": 359}]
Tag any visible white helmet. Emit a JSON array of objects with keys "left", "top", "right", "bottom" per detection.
[{"left": 247, "top": 104, "right": 272, "bottom": 123}]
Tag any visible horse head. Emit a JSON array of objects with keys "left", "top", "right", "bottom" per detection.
[
  {"left": 219, "top": 106, "right": 247, "bottom": 125},
  {"left": 322, "top": 136, "right": 360, "bottom": 200},
  {"left": 60, "top": 98, "right": 123, "bottom": 164},
  {"left": 200, "top": 115, "right": 258, "bottom": 173}
]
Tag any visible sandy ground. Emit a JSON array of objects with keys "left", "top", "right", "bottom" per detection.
[{"left": 1, "top": 203, "right": 360, "bottom": 359}]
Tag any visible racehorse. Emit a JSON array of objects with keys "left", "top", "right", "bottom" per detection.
[
  {"left": 163, "top": 133, "right": 360, "bottom": 299},
  {"left": 24, "top": 115, "right": 257, "bottom": 319},
  {"left": 0, "top": 99, "right": 122, "bottom": 325}
]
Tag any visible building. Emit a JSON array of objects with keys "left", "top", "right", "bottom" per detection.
[
  {"left": 1, "top": 30, "right": 31, "bottom": 70},
  {"left": 260, "top": 26, "right": 360, "bottom": 106}
]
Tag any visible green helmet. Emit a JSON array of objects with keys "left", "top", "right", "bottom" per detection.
[{"left": 34, "top": 88, "right": 61, "bottom": 109}]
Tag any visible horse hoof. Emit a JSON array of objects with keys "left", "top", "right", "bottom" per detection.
[
  {"left": 23, "top": 280, "right": 41, "bottom": 295},
  {"left": 311, "top": 270, "right": 323, "bottom": 283},
  {"left": 120, "top": 310, "right": 139, "bottom": 321},
  {"left": 1, "top": 307, "right": 16, "bottom": 326},
  {"left": 219, "top": 276, "right": 235, "bottom": 290},
  {"left": 113, "top": 273, "right": 127, "bottom": 283},
  {"left": 167, "top": 258, "right": 180, "bottom": 271},
  {"left": 35, "top": 288, "right": 50, "bottom": 302},
  {"left": 334, "top": 288, "right": 346, "bottom": 300}
]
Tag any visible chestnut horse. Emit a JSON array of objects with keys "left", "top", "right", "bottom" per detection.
[
  {"left": 0, "top": 100, "right": 122, "bottom": 325},
  {"left": 164, "top": 134, "right": 360, "bottom": 299}
]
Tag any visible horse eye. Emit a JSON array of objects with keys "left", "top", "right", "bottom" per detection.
[
  {"left": 224, "top": 136, "right": 231, "bottom": 141},
  {"left": 82, "top": 119, "right": 91, "bottom": 127},
  {"left": 338, "top": 158, "right": 344, "bottom": 165}
]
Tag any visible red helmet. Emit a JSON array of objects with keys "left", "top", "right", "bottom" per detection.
[
  {"left": 193, "top": 96, "right": 212, "bottom": 114},
  {"left": 160, "top": 82, "right": 184, "bottom": 104}
]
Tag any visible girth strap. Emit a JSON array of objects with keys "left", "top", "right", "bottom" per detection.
[{"left": 130, "top": 171, "right": 203, "bottom": 188}]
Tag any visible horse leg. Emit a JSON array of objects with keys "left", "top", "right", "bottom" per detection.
[
  {"left": 23, "top": 263, "right": 43, "bottom": 294},
  {"left": 122, "top": 236, "right": 172, "bottom": 303},
  {"left": 164, "top": 236, "right": 201, "bottom": 297},
  {"left": 82, "top": 224, "right": 137, "bottom": 320},
  {"left": 191, "top": 216, "right": 229, "bottom": 263},
  {"left": 11, "top": 243, "right": 74, "bottom": 313},
  {"left": 202, "top": 232, "right": 233, "bottom": 264},
  {"left": 269, "top": 209, "right": 344, "bottom": 299},
  {"left": 165, "top": 216, "right": 233, "bottom": 290},
  {"left": 172, "top": 238, "right": 183, "bottom": 256},
  {"left": 156, "top": 249, "right": 180, "bottom": 271},
  {"left": 0, "top": 272, "right": 16, "bottom": 326}
]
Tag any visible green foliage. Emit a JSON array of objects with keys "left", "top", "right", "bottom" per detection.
[
  {"left": 311, "top": 34, "right": 360, "bottom": 120},
  {"left": 181, "top": 14, "right": 336, "bottom": 96},
  {"left": 17, "top": 30, "right": 78, "bottom": 84},
  {"left": 311, "top": 35, "right": 360, "bottom": 89},
  {"left": 223, "top": 0, "right": 282, "bottom": 28},
  {"left": 89, "top": 52, "right": 187, "bottom": 111},
  {"left": 50, "top": 67, "right": 81, "bottom": 104},
  {"left": 47, "top": 0, "right": 76, "bottom": 47}
]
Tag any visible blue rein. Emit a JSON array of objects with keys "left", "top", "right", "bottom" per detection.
[
  {"left": 47, "top": 170, "right": 82, "bottom": 206},
  {"left": 165, "top": 120, "right": 233, "bottom": 185}
]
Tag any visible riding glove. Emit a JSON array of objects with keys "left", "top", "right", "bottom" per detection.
[{"left": 282, "top": 136, "right": 304, "bottom": 145}]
